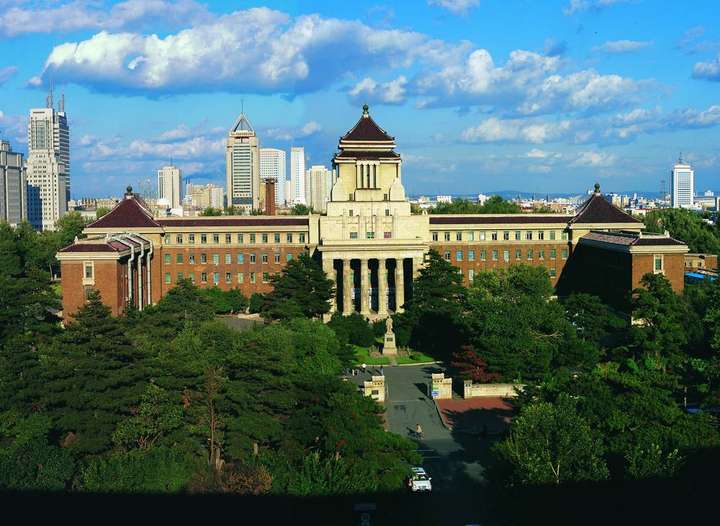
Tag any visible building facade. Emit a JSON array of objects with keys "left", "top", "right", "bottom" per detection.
[
  {"left": 671, "top": 157, "right": 694, "bottom": 208},
  {"left": 305, "top": 165, "right": 333, "bottom": 213},
  {"left": 290, "top": 146, "right": 306, "bottom": 205},
  {"left": 26, "top": 96, "right": 70, "bottom": 231},
  {"left": 57, "top": 106, "right": 690, "bottom": 321},
  {"left": 0, "top": 139, "right": 26, "bottom": 227},
  {"left": 157, "top": 165, "right": 183, "bottom": 209},
  {"left": 226, "top": 113, "right": 260, "bottom": 212},
  {"left": 259, "top": 148, "right": 286, "bottom": 207}
]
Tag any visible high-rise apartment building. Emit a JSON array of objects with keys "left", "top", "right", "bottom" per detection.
[
  {"left": 186, "top": 183, "right": 224, "bottom": 210},
  {"left": 157, "top": 165, "right": 183, "bottom": 209},
  {"left": 305, "top": 165, "right": 333, "bottom": 213},
  {"left": 226, "top": 113, "right": 260, "bottom": 213},
  {"left": 671, "top": 157, "right": 694, "bottom": 208},
  {"left": 25, "top": 91, "right": 70, "bottom": 230},
  {"left": 259, "top": 148, "right": 286, "bottom": 206},
  {"left": 290, "top": 146, "right": 306, "bottom": 205},
  {"left": 0, "top": 140, "right": 26, "bottom": 226}
]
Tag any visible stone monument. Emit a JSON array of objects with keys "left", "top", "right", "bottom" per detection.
[{"left": 382, "top": 317, "right": 397, "bottom": 356}]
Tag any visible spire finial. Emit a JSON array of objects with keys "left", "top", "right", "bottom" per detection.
[
  {"left": 678, "top": 152, "right": 683, "bottom": 163},
  {"left": 594, "top": 182, "right": 601, "bottom": 195},
  {"left": 126, "top": 185, "right": 133, "bottom": 195},
  {"left": 362, "top": 103, "right": 369, "bottom": 117}
]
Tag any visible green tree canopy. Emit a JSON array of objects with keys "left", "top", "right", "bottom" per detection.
[
  {"left": 643, "top": 208, "right": 720, "bottom": 254},
  {"left": 431, "top": 195, "right": 521, "bottom": 214}
]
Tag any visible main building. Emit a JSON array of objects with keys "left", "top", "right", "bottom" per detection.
[{"left": 57, "top": 106, "right": 689, "bottom": 320}]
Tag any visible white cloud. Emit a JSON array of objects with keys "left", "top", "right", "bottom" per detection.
[
  {"left": 571, "top": 150, "right": 617, "bottom": 167},
  {"left": 0, "top": 66, "right": 18, "bottom": 85},
  {"left": 592, "top": 40, "right": 653, "bottom": 54},
  {"left": 563, "top": 0, "right": 633, "bottom": 16},
  {"left": 693, "top": 55, "right": 720, "bottom": 81},
  {"left": 349, "top": 76, "right": 408, "bottom": 105},
  {"left": 668, "top": 105, "right": 720, "bottom": 128},
  {"left": 266, "top": 121, "right": 323, "bottom": 141},
  {"left": 461, "top": 117, "right": 572, "bottom": 144},
  {"left": 300, "top": 121, "right": 322, "bottom": 136},
  {"left": 428, "top": 0, "right": 480, "bottom": 15},
  {"left": 0, "top": 0, "right": 211, "bottom": 37}
]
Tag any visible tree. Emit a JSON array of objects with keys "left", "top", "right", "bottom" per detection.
[
  {"left": 451, "top": 345, "right": 501, "bottom": 383},
  {"left": 200, "top": 287, "right": 248, "bottom": 314},
  {"left": 563, "top": 293, "right": 626, "bottom": 347},
  {"left": 96, "top": 207, "right": 111, "bottom": 218},
  {"left": 290, "top": 204, "right": 311, "bottom": 215},
  {"left": 201, "top": 207, "right": 223, "bottom": 216},
  {"left": 495, "top": 394, "right": 609, "bottom": 485},
  {"left": 248, "top": 293, "right": 265, "bottom": 314},
  {"left": 327, "top": 312, "right": 376, "bottom": 347},
  {"left": 644, "top": 208, "right": 720, "bottom": 254},
  {"left": 260, "top": 252, "right": 334, "bottom": 320},
  {"left": 431, "top": 196, "right": 521, "bottom": 215}
]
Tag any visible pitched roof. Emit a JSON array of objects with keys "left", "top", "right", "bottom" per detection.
[
  {"left": 340, "top": 105, "right": 394, "bottom": 142},
  {"left": 430, "top": 215, "right": 571, "bottom": 225},
  {"left": 570, "top": 188, "right": 641, "bottom": 225},
  {"left": 581, "top": 230, "right": 686, "bottom": 247},
  {"left": 59, "top": 243, "right": 122, "bottom": 253},
  {"left": 156, "top": 217, "right": 309, "bottom": 227},
  {"left": 334, "top": 150, "right": 400, "bottom": 160},
  {"left": 231, "top": 113, "right": 254, "bottom": 134},
  {"left": 86, "top": 193, "right": 161, "bottom": 229}
]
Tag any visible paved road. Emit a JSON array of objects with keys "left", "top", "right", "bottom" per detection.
[{"left": 352, "top": 364, "right": 496, "bottom": 525}]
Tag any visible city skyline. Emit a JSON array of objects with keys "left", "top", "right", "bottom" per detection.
[{"left": 0, "top": 1, "right": 719, "bottom": 198}]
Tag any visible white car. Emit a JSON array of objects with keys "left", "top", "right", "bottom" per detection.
[{"left": 409, "top": 467, "right": 432, "bottom": 492}]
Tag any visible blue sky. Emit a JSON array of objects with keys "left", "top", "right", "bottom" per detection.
[{"left": 0, "top": 0, "right": 719, "bottom": 198}]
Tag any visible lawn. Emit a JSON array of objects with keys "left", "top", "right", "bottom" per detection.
[{"left": 353, "top": 345, "right": 436, "bottom": 366}]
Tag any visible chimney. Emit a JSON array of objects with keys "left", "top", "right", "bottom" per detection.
[{"left": 265, "top": 179, "right": 276, "bottom": 215}]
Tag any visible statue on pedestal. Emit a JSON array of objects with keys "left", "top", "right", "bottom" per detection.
[{"left": 382, "top": 317, "right": 397, "bottom": 356}]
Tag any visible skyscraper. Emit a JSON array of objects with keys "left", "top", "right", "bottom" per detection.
[
  {"left": 0, "top": 139, "right": 26, "bottom": 227},
  {"left": 157, "top": 165, "right": 183, "bottom": 209},
  {"left": 305, "top": 165, "right": 333, "bottom": 213},
  {"left": 26, "top": 91, "right": 70, "bottom": 230},
  {"left": 671, "top": 156, "right": 694, "bottom": 208},
  {"left": 259, "top": 148, "right": 286, "bottom": 206},
  {"left": 290, "top": 146, "right": 306, "bottom": 205},
  {"left": 226, "top": 112, "right": 260, "bottom": 213}
]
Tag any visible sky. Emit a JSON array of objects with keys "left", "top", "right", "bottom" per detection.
[{"left": 0, "top": 0, "right": 719, "bottom": 198}]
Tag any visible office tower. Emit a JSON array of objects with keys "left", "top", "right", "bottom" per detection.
[
  {"left": 305, "top": 165, "right": 333, "bottom": 213},
  {"left": 157, "top": 165, "right": 183, "bottom": 209},
  {"left": 259, "top": 148, "right": 286, "bottom": 206},
  {"left": 290, "top": 146, "right": 306, "bottom": 205},
  {"left": 226, "top": 112, "right": 260, "bottom": 212},
  {"left": 186, "top": 183, "right": 224, "bottom": 210},
  {"left": 0, "top": 140, "right": 26, "bottom": 226},
  {"left": 26, "top": 91, "right": 70, "bottom": 230},
  {"left": 671, "top": 156, "right": 694, "bottom": 208}
]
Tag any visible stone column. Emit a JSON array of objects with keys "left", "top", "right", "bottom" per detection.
[
  {"left": 343, "top": 258, "right": 353, "bottom": 315},
  {"left": 322, "top": 258, "right": 336, "bottom": 313},
  {"left": 360, "top": 257, "right": 370, "bottom": 316},
  {"left": 395, "top": 258, "right": 405, "bottom": 313},
  {"left": 378, "top": 258, "right": 388, "bottom": 317}
]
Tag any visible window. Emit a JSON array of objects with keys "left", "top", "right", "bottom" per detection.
[
  {"left": 491, "top": 231, "right": 498, "bottom": 241},
  {"left": 176, "top": 254, "right": 183, "bottom": 264},
  {"left": 212, "top": 254, "right": 219, "bottom": 265},
  {"left": 286, "top": 233, "right": 293, "bottom": 243},
  {"left": 177, "top": 272, "right": 184, "bottom": 281},
  {"left": 539, "top": 249, "right": 545, "bottom": 260},
  {"left": 525, "top": 231, "right": 533, "bottom": 240},
  {"left": 492, "top": 249, "right": 498, "bottom": 261},
  {"left": 456, "top": 232, "right": 462, "bottom": 241},
  {"left": 237, "top": 272, "right": 244, "bottom": 284},
  {"left": 366, "top": 232, "right": 375, "bottom": 239},
  {"left": 274, "top": 233, "right": 280, "bottom": 243},
  {"left": 432, "top": 232, "right": 438, "bottom": 241},
  {"left": 385, "top": 209, "right": 390, "bottom": 216},
  {"left": 549, "top": 231, "right": 556, "bottom": 241},
  {"left": 225, "top": 234, "right": 231, "bottom": 244},
  {"left": 503, "top": 231, "right": 510, "bottom": 241},
  {"left": 262, "top": 233, "right": 268, "bottom": 243},
  {"left": 469, "top": 269, "right": 475, "bottom": 283},
  {"left": 189, "top": 234, "right": 195, "bottom": 244},
  {"left": 456, "top": 250, "right": 463, "bottom": 261},
  {"left": 515, "top": 248, "right": 522, "bottom": 259},
  {"left": 444, "top": 251, "right": 451, "bottom": 261},
  {"left": 188, "top": 273, "right": 195, "bottom": 283},
  {"left": 444, "top": 232, "right": 451, "bottom": 241},
  {"left": 83, "top": 262, "right": 93, "bottom": 281},
  {"left": 176, "top": 234, "right": 183, "bottom": 244},
  {"left": 286, "top": 254, "right": 293, "bottom": 262},
  {"left": 225, "top": 253, "right": 231, "bottom": 264},
  {"left": 654, "top": 254, "right": 663, "bottom": 273},
  {"left": 201, "top": 253, "right": 207, "bottom": 264},
  {"left": 550, "top": 249, "right": 557, "bottom": 260},
  {"left": 384, "top": 231, "right": 392, "bottom": 239},
  {"left": 561, "top": 249, "right": 568, "bottom": 259},
  {"left": 250, "top": 272, "right": 256, "bottom": 283},
  {"left": 164, "top": 253, "right": 171, "bottom": 264},
  {"left": 262, "top": 254, "right": 268, "bottom": 264},
  {"left": 213, "top": 234, "right": 220, "bottom": 244},
  {"left": 469, "top": 231, "right": 475, "bottom": 241},
  {"left": 274, "top": 254, "right": 280, "bottom": 263},
  {"left": 350, "top": 232, "right": 358, "bottom": 239},
  {"left": 237, "top": 253, "right": 244, "bottom": 264},
  {"left": 189, "top": 254, "right": 195, "bottom": 264},
  {"left": 562, "top": 232, "right": 569, "bottom": 241},
  {"left": 237, "top": 233, "right": 244, "bottom": 243},
  {"left": 250, "top": 234, "right": 256, "bottom": 244},
  {"left": 250, "top": 253, "right": 256, "bottom": 263},
  {"left": 469, "top": 250, "right": 475, "bottom": 262},
  {"left": 262, "top": 272, "right": 269, "bottom": 283},
  {"left": 201, "top": 234, "right": 207, "bottom": 244},
  {"left": 225, "top": 272, "right": 232, "bottom": 283},
  {"left": 527, "top": 249, "right": 533, "bottom": 260},
  {"left": 538, "top": 231, "right": 545, "bottom": 241},
  {"left": 479, "top": 231, "right": 486, "bottom": 241},
  {"left": 503, "top": 249, "right": 509, "bottom": 262},
  {"left": 349, "top": 209, "right": 354, "bottom": 216},
  {"left": 515, "top": 231, "right": 521, "bottom": 241},
  {"left": 549, "top": 268, "right": 557, "bottom": 278},
  {"left": 213, "top": 272, "right": 220, "bottom": 285},
  {"left": 299, "top": 233, "right": 306, "bottom": 243},
  {"left": 165, "top": 272, "right": 171, "bottom": 284},
  {"left": 163, "top": 234, "right": 171, "bottom": 244},
  {"left": 480, "top": 249, "right": 487, "bottom": 261}
]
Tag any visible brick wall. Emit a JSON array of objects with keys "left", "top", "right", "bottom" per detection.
[
  {"left": 60, "top": 259, "right": 126, "bottom": 322},
  {"left": 632, "top": 253, "right": 685, "bottom": 293}
]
